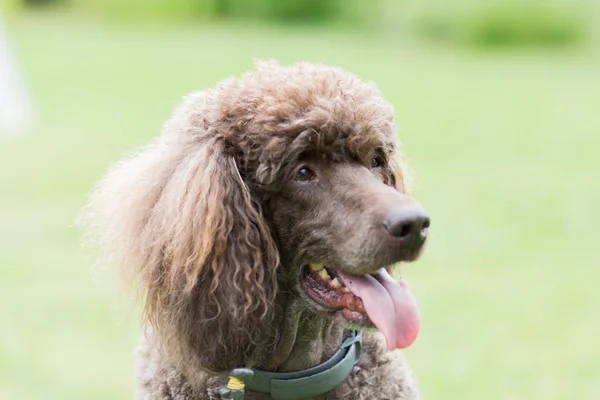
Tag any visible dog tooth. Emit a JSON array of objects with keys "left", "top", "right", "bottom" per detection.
[
  {"left": 342, "top": 287, "right": 350, "bottom": 293},
  {"left": 318, "top": 268, "right": 330, "bottom": 280},
  {"left": 330, "top": 278, "right": 342, "bottom": 288},
  {"left": 309, "top": 263, "right": 324, "bottom": 271}
]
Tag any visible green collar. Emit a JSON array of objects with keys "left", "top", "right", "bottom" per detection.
[{"left": 220, "top": 330, "right": 362, "bottom": 400}]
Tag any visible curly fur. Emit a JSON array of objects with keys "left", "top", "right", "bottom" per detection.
[{"left": 83, "top": 61, "right": 423, "bottom": 399}]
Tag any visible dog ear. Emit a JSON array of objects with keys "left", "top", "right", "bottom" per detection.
[
  {"left": 83, "top": 95, "right": 280, "bottom": 373},
  {"left": 150, "top": 138, "right": 280, "bottom": 373}
]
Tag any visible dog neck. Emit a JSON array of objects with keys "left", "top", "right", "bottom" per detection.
[{"left": 262, "top": 298, "right": 346, "bottom": 372}]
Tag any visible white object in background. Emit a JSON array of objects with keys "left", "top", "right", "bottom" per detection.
[{"left": 0, "top": 13, "right": 34, "bottom": 138}]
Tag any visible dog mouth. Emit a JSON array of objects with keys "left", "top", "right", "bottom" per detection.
[{"left": 301, "top": 263, "right": 420, "bottom": 350}]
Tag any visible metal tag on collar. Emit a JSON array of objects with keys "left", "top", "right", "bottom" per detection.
[{"left": 219, "top": 369, "right": 254, "bottom": 399}]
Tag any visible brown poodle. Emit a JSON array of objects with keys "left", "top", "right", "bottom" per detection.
[{"left": 84, "top": 61, "right": 430, "bottom": 400}]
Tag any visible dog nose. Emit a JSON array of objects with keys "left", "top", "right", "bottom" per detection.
[{"left": 384, "top": 205, "right": 430, "bottom": 242}]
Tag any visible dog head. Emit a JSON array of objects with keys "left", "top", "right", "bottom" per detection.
[{"left": 84, "top": 61, "right": 428, "bottom": 374}]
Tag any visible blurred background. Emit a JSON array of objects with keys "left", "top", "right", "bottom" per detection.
[{"left": 1, "top": 0, "right": 598, "bottom": 399}]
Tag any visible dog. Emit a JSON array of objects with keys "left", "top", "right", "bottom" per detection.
[{"left": 84, "top": 61, "right": 430, "bottom": 399}]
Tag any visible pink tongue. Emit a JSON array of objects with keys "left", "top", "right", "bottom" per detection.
[{"left": 337, "top": 269, "right": 420, "bottom": 350}]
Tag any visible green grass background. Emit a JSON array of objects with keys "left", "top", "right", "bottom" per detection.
[{"left": 1, "top": 8, "right": 599, "bottom": 400}]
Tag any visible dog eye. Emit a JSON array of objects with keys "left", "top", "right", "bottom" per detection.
[
  {"left": 371, "top": 157, "right": 382, "bottom": 168},
  {"left": 296, "top": 167, "right": 314, "bottom": 182}
]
